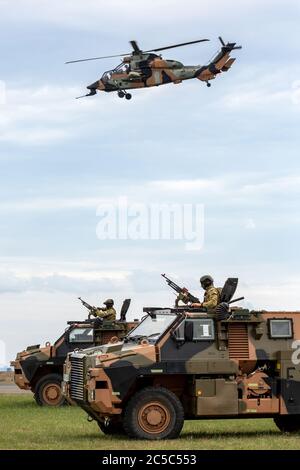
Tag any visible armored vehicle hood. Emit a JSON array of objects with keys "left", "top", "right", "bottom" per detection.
[{"left": 72, "top": 341, "right": 157, "bottom": 368}]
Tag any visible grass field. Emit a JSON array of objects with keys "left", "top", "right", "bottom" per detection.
[{"left": 0, "top": 395, "right": 299, "bottom": 450}]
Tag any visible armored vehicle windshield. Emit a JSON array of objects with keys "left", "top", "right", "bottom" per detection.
[{"left": 126, "top": 311, "right": 177, "bottom": 343}]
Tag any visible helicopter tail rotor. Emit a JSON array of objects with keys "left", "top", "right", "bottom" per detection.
[
  {"left": 218, "top": 36, "right": 242, "bottom": 51},
  {"left": 218, "top": 36, "right": 226, "bottom": 46}
]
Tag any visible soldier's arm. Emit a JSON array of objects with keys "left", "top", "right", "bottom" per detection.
[
  {"left": 94, "top": 308, "right": 105, "bottom": 318},
  {"left": 97, "top": 308, "right": 115, "bottom": 319}
]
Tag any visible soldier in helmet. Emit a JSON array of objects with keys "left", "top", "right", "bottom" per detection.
[
  {"left": 92, "top": 299, "right": 116, "bottom": 321},
  {"left": 191, "top": 275, "right": 220, "bottom": 309}
]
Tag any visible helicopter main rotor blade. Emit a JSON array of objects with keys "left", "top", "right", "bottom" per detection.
[
  {"left": 130, "top": 40, "right": 142, "bottom": 53},
  {"left": 145, "top": 38, "right": 209, "bottom": 53},
  {"left": 65, "top": 38, "right": 210, "bottom": 64},
  {"left": 65, "top": 53, "right": 130, "bottom": 64}
]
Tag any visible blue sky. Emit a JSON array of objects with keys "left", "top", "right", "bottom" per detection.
[{"left": 1, "top": 0, "right": 300, "bottom": 364}]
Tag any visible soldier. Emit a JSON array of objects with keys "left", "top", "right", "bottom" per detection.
[
  {"left": 191, "top": 275, "right": 220, "bottom": 309},
  {"left": 92, "top": 299, "right": 116, "bottom": 321}
]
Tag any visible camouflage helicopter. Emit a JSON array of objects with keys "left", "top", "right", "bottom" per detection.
[{"left": 66, "top": 37, "right": 242, "bottom": 100}]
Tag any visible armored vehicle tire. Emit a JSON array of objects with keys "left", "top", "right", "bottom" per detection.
[
  {"left": 274, "top": 415, "right": 300, "bottom": 433},
  {"left": 34, "top": 374, "right": 66, "bottom": 407},
  {"left": 97, "top": 420, "right": 125, "bottom": 435},
  {"left": 123, "top": 386, "right": 184, "bottom": 440}
]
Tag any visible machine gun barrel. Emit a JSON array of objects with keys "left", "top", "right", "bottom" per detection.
[
  {"left": 161, "top": 274, "right": 199, "bottom": 304},
  {"left": 78, "top": 297, "right": 95, "bottom": 312},
  {"left": 228, "top": 296, "right": 244, "bottom": 305}
]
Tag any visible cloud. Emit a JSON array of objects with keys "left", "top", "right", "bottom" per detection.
[
  {"left": 1, "top": 172, "right": 300, "bottom": 216},
  {"left": 244, "top": 218, "right": 256, "bottom": 230},
  {"left": 149, "top": 173, "right": 300, "bottom": 203},
  {"left": 0, "top": 85, "right": 99, "bottom": 145},
  {"left": 0, "top": 197, "right": 111, "bottom": 212},
  {"left": 0, "top": 1, "right": 268, "bottom": 28},
  {"left": 219, "top": 70, "right": 300, "bottom": 111},
  {"left": 1, "top": 0, "right": 298, "bottom": 33},
  {"left": 0, "top": 267, "right": 132, "bottom": 294},
  {"left": 150, "top": 179, "right": 220, "bottom": 192}
]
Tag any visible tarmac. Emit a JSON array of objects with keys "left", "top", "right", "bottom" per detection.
[{"left": 0, "top": 383, "right": 31, "bottom": 394}]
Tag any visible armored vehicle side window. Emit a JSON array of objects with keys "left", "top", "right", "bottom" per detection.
[
  {"left": 269, "top": 319, "right": 293, "bottom": 339},
  {"left": 193, "top": 319, "right": 215, "bottom": 340},
  {"left": 69, "top": 328, "right": 94, "bottom": 343},
  {"left": 175, "top": 319, "right": 215, "bottom": 341}
]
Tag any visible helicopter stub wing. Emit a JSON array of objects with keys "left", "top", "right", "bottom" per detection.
[{"left": 221, "top": 58, "right": 236, "bottom": 72}]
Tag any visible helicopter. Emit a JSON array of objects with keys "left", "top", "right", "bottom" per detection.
[{"left": 66, "top": 37, "right": 242, "bottom": 100}]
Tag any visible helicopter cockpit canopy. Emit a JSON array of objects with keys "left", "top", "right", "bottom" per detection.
[{"left": 101, "top": 63, "right": 130, "bottom": 82}]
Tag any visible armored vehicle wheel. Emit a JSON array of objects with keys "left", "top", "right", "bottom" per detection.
[
  {"left": 34, "top": 373, "right": 66, "bottom": 407},
  {"left": 274, "top": 415, "right": 300, "bottom": 433},
  {"left": 97, "top": 420, "right": 125, "bottom": 435},
  {"left": 123, "top": 386, "right": 184, "bottom": 440}
]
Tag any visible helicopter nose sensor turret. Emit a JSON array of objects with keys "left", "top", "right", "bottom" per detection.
[
  {"left": 87, "top": 81, "right": 98, "bottom": 94},
  {"left": 76, "top": 82, "right": 98, "bottom": 99}
]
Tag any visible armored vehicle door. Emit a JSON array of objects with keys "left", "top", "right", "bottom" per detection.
[
  {"left": 55, "top": 326, "right": 95, "bottom": 357},
  {"left": 281, "top": 361, "right": 300, "bottom": 414},
  {"left": 160, "top": 316, "right": 237, "bottom": 375}
]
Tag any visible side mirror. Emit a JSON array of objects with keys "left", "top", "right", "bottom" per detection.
[{"left": 184, "top": 321, "right": 194, "bottom": 342}]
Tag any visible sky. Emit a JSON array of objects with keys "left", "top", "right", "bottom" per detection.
[{"left": 1, "top": 0, "right": 300, "bottom": 364}]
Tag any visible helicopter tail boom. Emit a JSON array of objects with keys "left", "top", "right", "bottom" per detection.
[{"left": 196, "top": 38, "right": 241, "bottom": 84}]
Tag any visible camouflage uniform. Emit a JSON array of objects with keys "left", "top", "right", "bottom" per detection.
[
  {"left": 176, "top": 286, "right": 220, "bottom": 309},
  {"left": 202, "top": 286, "right": 220, "bottom": 309},
  {"left": 94, "top": 307, "right": 116, "bottom": 321}
]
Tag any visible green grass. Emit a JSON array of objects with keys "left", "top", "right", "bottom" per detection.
[{"left": 0, "top": 395, "right": 299, "bottom": 450}]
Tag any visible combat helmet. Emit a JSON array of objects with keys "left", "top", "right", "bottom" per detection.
[{"left": 200, "top": 275, "right": 214, "bottom": 289}]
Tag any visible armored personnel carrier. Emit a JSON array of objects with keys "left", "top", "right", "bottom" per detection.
[
  {"left": 62, "top": 283, "right": 300, "bottom": 439},
  {"left": 11, "top": 299, "right": 138, "bottom": 406}
]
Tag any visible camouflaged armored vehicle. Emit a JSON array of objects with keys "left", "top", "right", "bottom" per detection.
[
  {"left": 11, "top": 299, "right": 137, "bottom": 406},
  {"left": 63, "top": 281, "right": 300, "bottom": 440}
]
